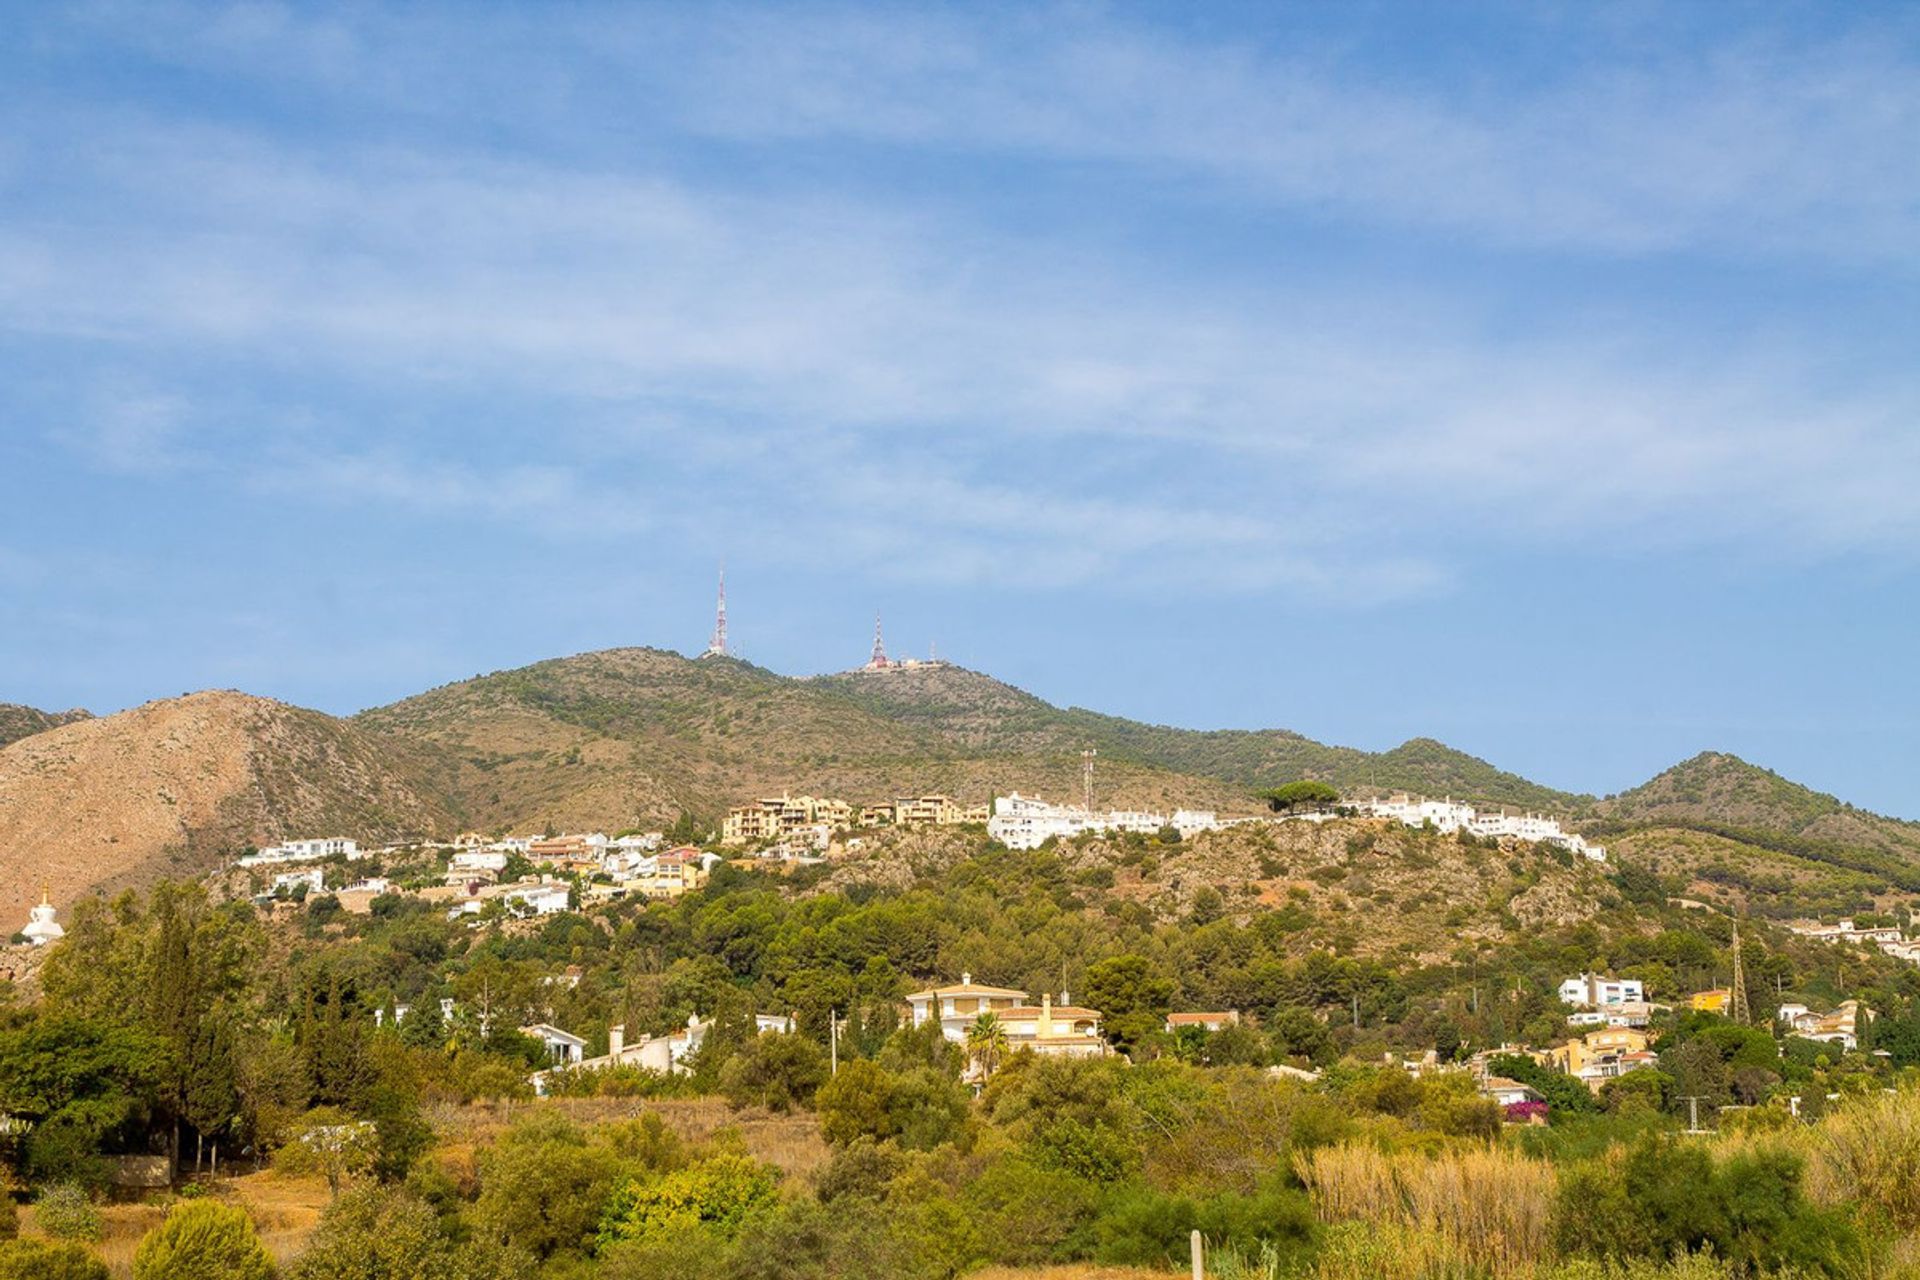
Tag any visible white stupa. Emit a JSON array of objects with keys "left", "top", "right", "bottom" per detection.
[{"left": 21, "top": 888, "right": 64, "bottom": 947}]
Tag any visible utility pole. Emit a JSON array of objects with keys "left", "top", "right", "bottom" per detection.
[
  {"left": 1679, "top": 1095, "right": 1709, "bottom": 1134},
  {"left": 1082, "top": 747, "right": 1097, "bottom": 813},
  {"left": 829, "top": 1009, "right": 839, "bottom": 1077}
]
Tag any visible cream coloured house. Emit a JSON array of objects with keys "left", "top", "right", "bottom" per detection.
[{"left": 906, "top": 974, "right": 1108, "bottom": 1065}]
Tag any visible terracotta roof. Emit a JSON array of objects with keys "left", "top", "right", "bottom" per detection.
[{"left": 1166, "top": 1012, "right": 1237, "bottom": 1025}]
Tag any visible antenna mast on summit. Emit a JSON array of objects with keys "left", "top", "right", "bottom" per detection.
[
  {"left": 704, "top": 564, "right": 729, "bottom": 658},
  {"left": 869, "top": 614, "right": 889, "bottom": 669}
]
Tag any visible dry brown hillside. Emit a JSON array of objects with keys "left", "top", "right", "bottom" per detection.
[
  {"left": 816, "top": 815, "right": 1618, "bottom": 962},
  {"left": 0, "top": 692, "right": 456, "bottom": 929}
]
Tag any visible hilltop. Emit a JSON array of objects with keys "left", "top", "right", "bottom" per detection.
[
  {"left": 0, "top": 702, "right": 92, "bottom": 750},
  {"left": 353, "top": 649, "right": 1255, "bottom": 833},
  {"left": 1588, "top": 752, "right": 1920, "bottom": 920},
  {"left": 811, "top": 664, "right": 1580, "bottom": 808},
  {"left": 0, "top": 691, "right": 456, "bottom": 928},
  {"left": 351, "top": 648, "right": 1598, "bottom": 836}
]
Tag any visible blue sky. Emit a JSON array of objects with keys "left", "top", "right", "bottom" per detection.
[{"left": 2, "top": 2, "right": 1917, "bottom": 814}]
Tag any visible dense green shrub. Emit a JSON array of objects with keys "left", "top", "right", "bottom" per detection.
[
  {"left": 717, "top": 1034, "right": 827, "bottom": 1113},
  {"left": 473, "top": 1113, "right": 621, "bottom": 1261},
  {"left": 596, "top": 1154, "right": 779, "bottom": 1249},
  {"left": 30, "top": 1186, "right": 98, "bottom": 1243},
  {"left": 131, "top": 1201, "right": 273, "bottom": 1280},
  {"left": 1090, "top": 1181, "right": 1315, "bottom": 1269},
  {"left": 1556, "top": 1137, "right": 1857, "bottom": 1274},
  {"left": 0, "top": 1239, "right": 111, "bottom": 1280},
  {"left": 959, "top": 1156, "right": 1099, "bottom": 1266},
  {"left": 292, "top": 1184, "right": 532, "bottom": 1280},
  {"left": 815, "top": 1061, "right": 967, "bottom": 1151}
]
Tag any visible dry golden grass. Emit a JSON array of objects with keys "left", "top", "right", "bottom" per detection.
[
  {"left": 14, "top": 1170, "right": 330, "bottom": 1279},
  {"left": 1296, "top": 1143, "right": 1554, "bottom": 1277},
  {"left": 433, "top": 1094, "right": 832, "bottom": 1182},
  {"left": 1804, "top": 1086, "right": 1920, "bottom": 1230}
]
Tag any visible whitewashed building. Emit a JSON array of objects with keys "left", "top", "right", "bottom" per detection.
[
  {"left": 987, "top": 793, "right": 1219, "bottom": 850},
  {"left": 1354, "top": 795, "right": 1606, "bottom": 861},
  {"left": 1559, "top": 972, "right": 1646, "bottom": 1008},
  {"left": 238, "top": 836, "right": 363, "bottom": 867}
]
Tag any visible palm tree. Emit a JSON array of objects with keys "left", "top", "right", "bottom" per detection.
[{"left": 965, "top": 1011, "right": 1008, "bottom": 1080}]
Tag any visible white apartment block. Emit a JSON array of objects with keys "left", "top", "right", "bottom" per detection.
[
  {"left": 986, "top": 793, "right": 1220, "bottom": 850},
  {"left": 1789, "top": 919, "right": 1905, "bottom": 946},
  {"left": 1559, "top": 972, "right": 1646, "bottom": 1008},
  {"left": 1354, "top": 794, "right": 1606, "bottom": 861},
  {"left": 271, "top": 868, "right": 326, "bottom": 895},
  {"left": 237, "top": 836, "right": 363, "bottom": 867}
]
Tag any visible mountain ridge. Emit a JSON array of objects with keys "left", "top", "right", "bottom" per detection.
[
  {"left": 0, "top": 703, "right": 93, "bottom": 750},
  {"left": 8, "top": 648, "right": 1919, "bottom": 927}
]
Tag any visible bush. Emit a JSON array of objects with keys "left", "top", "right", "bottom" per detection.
[
  {"left": 31, "top": 1186, "right": 98, "bottom": 1243},
  {"left": 816, "top": 1139, "right": 903, "bottom": 1204},
  {"left": 959, "top": 1156, "right": 1099, "bottom": 1267},
  {"left": 474, "top": 1113, "right": 620, "bottom": 1261},
  {"left": 817, "top": 1062, "right": 968, "bottom": 1152},
  {"left": 718, "top": 1034, "right": 828, "bottom": 1113},
  {"left": 1091, "top": 1181, "right": 1315, "bottom": 1269},
  {"left": 291, "top": 1184, "right": 532, "bottom": 1280},
  {"left": 597, "top": 1223, "right": 727, "bottom": 1280},
  {"left": 0, "top": 1239, "right": 111, "bottom": 1280},
  {"left": 724, "top": 1198, "right": 920, "bottom": 1280},
  {"left": 131, "top": 1201, "right": 273, "bottom": 1280},
  {"left": 0, "top": 1197, "right": 13, "bottom": 1242},
  {"left": 1556, "top": 1136, "right": 1857, "bottom": 1274},
  {"left": 596, "top": 1154, "right": 779, "bottom": 1248}
]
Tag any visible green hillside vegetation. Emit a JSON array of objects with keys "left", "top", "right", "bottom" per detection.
[
  {"left": 7, "top": 821, "right": 1920, "bottom": 1278},
  {"left": 1593, "top": 754, "right": 1920, "bottom": 912},
  {"left": 357, "top": 648, "right": 1588, "bottom": 839},
  {"left": 0, "top": 702, "right": 91, "bottom": 749},
  {"left": 353, "top": 649, "right": 1253, "bottom": 835},
  {"left": 814, "top": 664, "right": 1585, "bottom": 810}
]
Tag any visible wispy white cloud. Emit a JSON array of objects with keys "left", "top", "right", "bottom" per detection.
[
  {"left": 2, "top": 4, "right": 1916, "bottom": 600},
  {"left": 51, "top": 2, "right": 1920, "bottom": 263}
]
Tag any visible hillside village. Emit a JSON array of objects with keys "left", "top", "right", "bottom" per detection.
[
  {"left": 6, "top": 647, "right": 1920, "bottom": 1280},
  {"left": 12, "top": 766, "right": 1908, "bottom": 1123},
  {"left": 6, "top": 660, "right": 1920, "bottom": 1280}
]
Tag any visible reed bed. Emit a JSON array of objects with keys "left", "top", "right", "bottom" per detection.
[
  {"left": 1295, "top": 1143, "right": 1556, "bottom": 1277},
  {"left": 1804, "top": 1087, "right": 1920, "bottom": 1231}
]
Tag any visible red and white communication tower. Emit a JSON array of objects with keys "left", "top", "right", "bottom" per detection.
[
  {"left": 865, "top": 614, "right": 892, "bottom": 670},
  {"left": 703, "top": 565, "right": 729, "bottom": 658}
]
